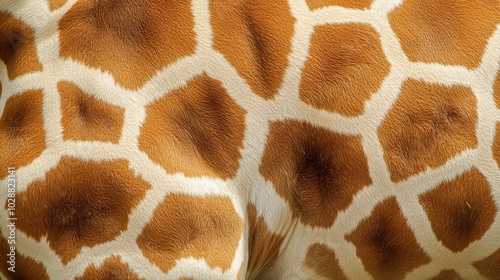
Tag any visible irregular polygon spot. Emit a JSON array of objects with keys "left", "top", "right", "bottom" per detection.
[
  {"left": 139, "top": 74, "right": 246, "bottom": 179},
  {"left": 300, "top": 23, "right": 389, "bottom": 116},
  {"left": 473, "top": 248, "right": 500, "bottom": 279},
  {"left": 246, "top": 203, "right": 284, "bottom": 279},
  {"left": 429, "top": 270, "right": 463, "bottom": 280},
  {"left": 59, "top": 0, "right": 195, "bottom": 89},
  {"left": 58, "top": 81, "right": 124, "bottom": 143},
  {"left": 0, "top": 236, "right": 49, "bottom": 280},
  {"left": 306, "top": 0, "right": 373, "bottom": 10},
  {"left": 0, "top": 90, "right": 45, "bottom": 179},
  {"left": 259, "top": 120, "right": 371, "bottom": 228},
  {"left": 14, "top": 157, "right": 150, "bottom": 264},
  {"left": 419, "top": 169, "right": 497, "bottom": 252},
  {"left": 76, "top": 256, "right": 143, "bottom": 280},
  {"left": 48, "top": 0, "right": 67, "bottom": 10},
  {"left": 494, "top": 71, "right": 500, "bottom": 109},
  {"left": 136, "top": 194, "right": 243, "bottom": 273},
  {"left": 378, "top": 79, "right": 478, "bottom": 182},
  {"left": 211, "top": 0, "right": 294, "bottom": 99},
  {"left": 0, "top": 12, "right": 43, "bottom": 79},
  {"left": 345, "top": 197, "right": 431, "bottom": 280},
  {"left": 388, "top": 0, "right": 500, "bottom": 68},
  {"left": 303, "top": 243, "right": 347, "bottom": 280}
]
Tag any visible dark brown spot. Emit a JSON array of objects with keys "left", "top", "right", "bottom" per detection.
[
  {"left": 0, "top": 12, "right": 43, "bottom": 79},
  {"left": 259, "top": 120, "right": 371, "bottom": 228},
  {"left": 246, "top": 203, "right": 284, "bottom": 279},
  {"left": 59, "top": 82, "right": 124, "bottom": 143},
  {"left": 388, "top": 0, "right": 500, "bottom": 68},
  {"left": 300, "top": 23, "right": 389, "bottom": 116},
  {"left": 303, "top": 243, "right": 347, "bottom": 280},
  {"left": 139, "top": 74, "right": 246, "bottom": 178},
  {"left": 0, "top": 236, "right": 49, "bottom": 280},
  {"left": 59, "top": 0, "right": 196, "bottom": 89},
  {"left": 15, "top": 157, "right": 150, "bottom": 264},
  {"left": 0, "top": 90, "right": 45, "bottom": 179},
  {"left": 378, "top": 79, "right": 478, "bottom": 182},
  {"left": 76, "top": 256, "right": 143, "bottom": 280},
  {"left": 346, "top": 197, "right": 431, "bottom": 280},
  {"left": 48, "top": 0, "right": 67, "bottom": 10},
  {"left": 306, "top": 0, "right": 373, "bottom": 9},
  {"left": 137, "top": 195, "right": 243, "bottom": 273},
  {"left": 419, "top": 169, "right": 497, "bottom": 252},
  {"left": 429, "top": 270, "right": 463, "bottom": 280},
  {"left": 473, "top": 248, "right": 500, "bottom": 280},
  {"left": 211, "top": 0, "right": 295, "bottom": 99}
]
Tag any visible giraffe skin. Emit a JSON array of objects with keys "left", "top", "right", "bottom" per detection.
[{"left": 1, "top": 0, "right": 500, "bottom": 279}]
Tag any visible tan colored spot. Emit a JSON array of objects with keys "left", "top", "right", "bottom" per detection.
[
  {"left": 388, "top": 0, "right": 500, "bottom": 68},
  {"left": 211, "top": 0, "right": 294, "bottom": 99},
  {"left": 76, "top": 256, "right": 143, "bottom": 280},
  {"left": 420, "top": 169, "right": 497, "bottom": 252},
  {"left": 430, "top": 270, "right": 463, "bottom": 280},
  {"left": 0, "top": 236, "right": 49, "bottom": 280},
  {"left": 59, "top": 81, "right": 124, "bottom": 143},
  {"left": 346, "top": 197, "right": 431, "bottom": 280},
  {"left": 246, "top": 203, "right": 284, "bottom": 279},
  {"left": 300, "top": 23, "right": 389, "bottom": 116},
  {"left": 139, "top": 74, "right": 246, "bottom": 179},
  {"left": 474, "top": 248, "right": 500, "bottom": 280},
  {"left": 259, "top": 120, "right": 371, "bottom": 228},
  {"left": 0, "top": 90, "right": 45, "bottom": 179},
  {"left": 495, "top": 124, "right": 500, "bottom": 168},
  {"left": 137, "top": 194, "right": 243, "bottom": 273},
  {"left": 378, "top": 79, "right": 477, "bottom": 182},
  {"left": 59, "top": 0, "right": 195, "bottom": 89},
  {"left": 494, "top": 71, "right": 500, "bottom": 109},
  {"left": 306, "top": 0, "right": 373, "bottom": 10},
  {"left": 48, "top": 0, "right": 67, "bottom": 10},
  {"left": 0, "top": 12, "right": 43, "bottom": 79},
  {"left": 303, "top": 243, "right": 347, "bottom": 280},
  {"left": 15, "top": 157, "right": 150, "bottom": 264}
]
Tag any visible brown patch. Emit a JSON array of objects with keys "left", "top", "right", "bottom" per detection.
[
  {"left": 59, "top": 81, "right": 124, "bottom": 143},
  {"left": 495, "top": 72, "right": 500, "bottom": 109},
  {"left": 300, "top": 23, "right": 389, "bottom": 116},
  {"left": 419, "top": 169, "right": 497, "bottom": 252},
  {"left": 59, "top": 0, "right": 195, "bottom": 89},
  {"left": 15, "top": 157, "right": 150, "bottom": 264},
  {"left": 0, "top": 12, "right": 43, "bottom": 80},
  {"left": 378, "top": 79, "right": 478, "bottom": 182},
  {"left": 430, "top": 270, "right": 463, "bottom": 280},
  {"left": 139, "top": 74, "right": 246, "bottom": 179},
  {"left": 211, "top": 0, "right": 294, "bottom": 99},
  {"left": 0, "top": 236, "right": 49, "bottom": 280},
  {"left": 48, "top": 0, "right": 67, "bottom": 10},
  {"left": 0, "top": 90, "right": 45, "bottom": 179},
  {"left": 495, "top": 124, "right": 500, "bottom": 168},
  {"left": 303, "top": 243, "right": 347, "bottom": 280},
  {"left": 246, "top": 203, "right": 284, "bottom": 279},
  {"left": 259, "top": 120, "right": 371, "bottom": 228},
  {"left": 76, "top": 256, "right": 143, "bottom": 280},
  {"left": 346, "top": 197, "right": 431, "bottom": 280},
  {"left": 474, "top": 248, "right": 500, "bottom": 280},
  {"left": 306, "top": 0, "right": 373, "bottom": 10},
  {"left": 388, "top": 0, "right": 500, "bottom": 68},
  {"left": 137, "top": 194, "right": 243, "bottom": 273}
]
